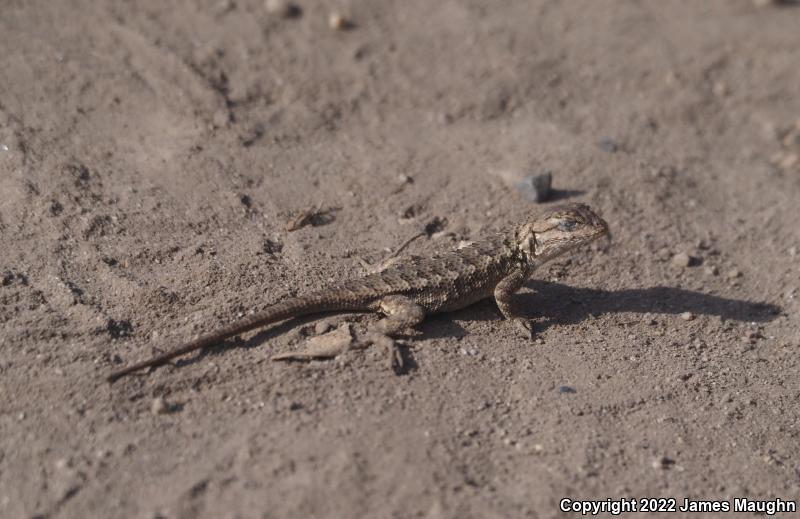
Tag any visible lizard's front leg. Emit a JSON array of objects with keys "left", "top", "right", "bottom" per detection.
[{"left": 493, "top": 266, "right": 534, "bottom": 339}]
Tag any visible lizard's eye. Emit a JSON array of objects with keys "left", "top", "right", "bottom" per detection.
[{"left": 558, "top": 220, "right": 577, "bottom": 232}]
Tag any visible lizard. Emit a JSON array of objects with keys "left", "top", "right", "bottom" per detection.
[{"left": 107, "top": 202, "right": 609, "bottom": 382}]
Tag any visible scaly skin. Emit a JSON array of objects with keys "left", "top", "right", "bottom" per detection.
[{"left": 107, "top": 203, "right": 609, "bottom": 382}]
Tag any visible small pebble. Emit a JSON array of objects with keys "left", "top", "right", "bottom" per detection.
[
  {"left": 265, "top": 0, "right": 300, "bottom": 17},
  {"left": 670, "top": 252, "right": 692, "bottom": 268},
  {"left": 680, "top": 312, "right": 694, "bottom": 321},
  {"left": 656, "top": 247, "right": 672, "bottom": 261},
  {"left": 726, "top": 268, "right": 742, "bottom": 279},
  {"left": 328, "top": 12, "right": 352, "bottom": 30},
  {"left": 704, "top": 265, "right": 719, "bottom": 276},
  {"left": 789, "top": 246, "right": 797, "bottom": 256},
  {"left": 515, "top": 171, "right": 552, "bottom": 203},
  {"left": 652, "top": 456, "right": 675, "bottom": 470},
  {"left": 95, "top": 449, "right": 111, "bottom": 459},
  {"left": 558, "top": 385, "right": 577, "bottom": 394},
  {"left": 151, "top": 397, "right": 170, "bottom": 415}
]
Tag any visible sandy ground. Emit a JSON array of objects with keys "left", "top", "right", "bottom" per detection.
[{"left": 2, "top": 1, "right": 799, "bottom": 518}]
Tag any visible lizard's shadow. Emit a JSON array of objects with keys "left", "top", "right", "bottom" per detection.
[
  {"left": 421, "top": 281, "right": 780, "bottom": 341},
  {"left": 176, "top": 282, "right": 780, "bottom": 372},
  {"left": 513, "top": 280, "right": 781, "bottom": 331}
]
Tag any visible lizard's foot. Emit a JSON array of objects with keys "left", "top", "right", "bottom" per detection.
[
  {"left": 512, "top": 318, "right": 535, "bottom": 340},
  {"left": 365, "top": 332, "right": 405, "bottom": 373},
  {"left": 270, "top": 325, "right": 405, "bottom": 373}
]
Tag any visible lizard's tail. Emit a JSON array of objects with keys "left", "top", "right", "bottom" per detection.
[{"left": 106, "top": 293, "right": 369, "bottom": 383}]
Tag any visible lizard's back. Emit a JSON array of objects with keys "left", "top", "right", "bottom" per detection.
[{"left": 337, "top": 231, "right": 522, "bottom": 313}]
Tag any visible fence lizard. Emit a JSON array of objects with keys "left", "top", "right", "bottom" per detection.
[{"left": 107, "top": 203, "right": 609, "bottom": 382}]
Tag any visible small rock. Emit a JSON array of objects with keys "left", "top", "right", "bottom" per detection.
[
  {"left": 95, "top": 449, "right": 112, "bottom": 459},
  {"left": 328, "top": 12, "right": 352, "bottom": 30},
  {"left": 656, "top": 247, "right": 672, "bottom": 261},
  {"left": 151, "top": 397, "right": 170, "bottom": 415},
  {"left": 515, "top": 171, "right": 552, "bottom": 203},
  {"left": 263, "top": 239, "right": 283, "bottom": 255},
  {"left": 558, "top": 385, "right": 577, "bottom": 394},
  {"left": 652, "top": 456, "right": 675, "bottom": 470},
  {"left": 704, "top": 265, "right": 719, "bottom": 276},
  {"left": 789, "top": 246, "right": 797, "bottom": 256},
  {"left": 680, "top": 311, "right": 694, "bottom": 321},
  {"left": 670, "top": 252, "right": 692, "bottom": 268},
  {"left": 726, "top": 268, "right": 742, "bottom": 279},
  {"left": 265, "top": 0, "right": 300, "bottom": 17}
]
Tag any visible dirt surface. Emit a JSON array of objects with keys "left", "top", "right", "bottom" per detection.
[{"left": 2, "top": 1, "right": 800, "bottom": 518}]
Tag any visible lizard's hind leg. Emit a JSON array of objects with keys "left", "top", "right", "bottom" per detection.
[
  {"left": 376, "top": 295, "right": 426, "bottom": 334},
  {"left": 271, "top": 296, "right": 425, "bottom": 371},
  {"left": 371, "top": 295, "right": 426, "bottom": 371}
]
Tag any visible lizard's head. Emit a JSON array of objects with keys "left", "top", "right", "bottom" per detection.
[{"left": 516, "top": 203, "right": 609, "bottom": 263}]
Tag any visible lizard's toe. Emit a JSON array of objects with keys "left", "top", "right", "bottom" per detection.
[{"left": 513, "top": 318, "right": 535, "bottom": 340}]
